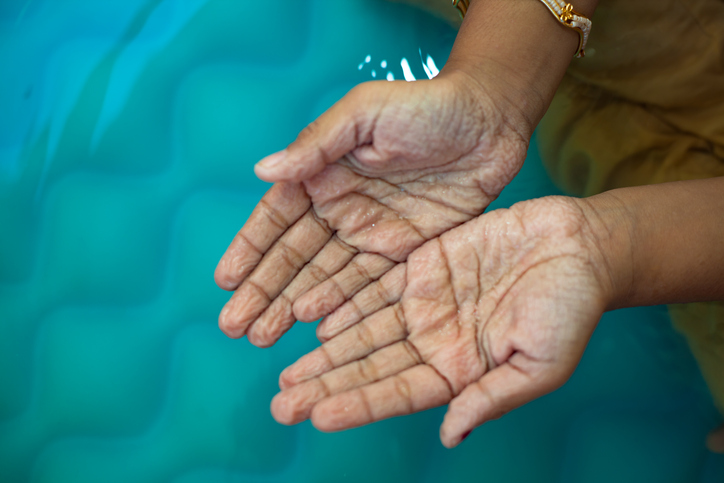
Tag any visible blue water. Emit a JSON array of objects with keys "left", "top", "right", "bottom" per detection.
[{"left": 1, "top": 1, "right": 722, "bottom": 481}]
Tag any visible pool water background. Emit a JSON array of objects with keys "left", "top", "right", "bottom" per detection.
[{"left": 1, "top": 0, "right": 723, "bottom": 481}]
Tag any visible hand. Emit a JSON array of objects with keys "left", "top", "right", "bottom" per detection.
[
  {"left": 214, "top": 69, "right": 531, "bottom": 347},
  {"left": 270, "top": 196, "right": 615, "bottom": 447}
]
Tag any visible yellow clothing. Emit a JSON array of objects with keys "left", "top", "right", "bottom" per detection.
[
  {"left": 537, "top": 0, "right": 724, "bottom": 416},
  {"left": 538, "top": 0, "right": 724, "bottom": 195},
  {"left": 670, "top": 303, "right": 724, "bottom": 415},
  {"left": 396, "top": 0, "right": 724, "bottom": 415}
]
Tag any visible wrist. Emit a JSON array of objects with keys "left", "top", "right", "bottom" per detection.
[
  {"left": 441, "top": 0, "right": 598, "bottom": 136},
  {"left": 573, "top": 194, "right": 636, "bottom": 312},
  {"left": 578, "top": 179, "right": 724, "bottom": 310},
  {"left": 435, "top": 64, "right": 537, "bottom": 141}
]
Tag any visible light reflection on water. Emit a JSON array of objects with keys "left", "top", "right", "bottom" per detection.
[{"left": 358, "top": 49, "right": 440, "bottom": 82}]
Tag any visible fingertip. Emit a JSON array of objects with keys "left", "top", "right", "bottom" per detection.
[
  {"left": 439, "top": 397, "right": 480, "bottom": 448},
  {"left": 310, "top": 419, "right": 336, "bottom": 433},
  {"left": 277, "top": 359, "right": 312, "bottom": 389},
  {"left": 218, "top": 321, "right": 243, "bottom": 339},
  {"left": 218, "top": 303, "right": 249, "bottom": 339},
  {"left": 439, "top": 421, "right": 471, "bottom": 449},
  {"left": 316, "top": 307, "right": 355, "bottom": 342},
  {"left": 315, "top": 327, "right": 330, "bottom": 344},
  {"left": 214, "top": 250, "right": 261, "bottom": 292},
  {"left": 278, "top": 378, "right": 290, "bottom": 392},
  {"left": 315, "top": 316, "right": 333, "bottom": 343},
  {"left": 310, "top": 400, "right": 345, "bottom": 433},
  {"left": 213, "top": 263, "right": 238, "bottom": 292},
  {"left": 254, "top": 150, "right": 289, "bottom": 181},
  {"left": 246, "top": 330, "right": 276, "bottom": 348},
  {"left": 292, "top": 297, "right": 319, "bottom": 323},
  {"left": 255, "top": 151, "right": 327, "bottom": 183},
  {"left": 246, "top": 317, "right": 282, "bottom": 348},
  {"left": 278, "top": 368, "right": 295, "bottom": 390},
  {"left": 277, "top": 360, "right": 310, "bottom": 389},
  {"left": 270, "top": 392, "right": 296, "bottom": 426},
  {"left": 218, "top": 306, "right": 233, "bottom": 336},
  {"left": 273, "top": 381, "right": 332, "bottom": 426},
  {"left": 440, "top": 436, "right": 458, "bottom": 449},
  {"left": 254, "top": 165, "right": 285, "bottom": 183},
  {"left": 311, "top": 390, "right": 370, "bottom": 433},
  {"left": 294, "top": 288, "right": 341, "bottom": 323},
  {"left": 218, "top": 322, "right": 242, "bottom": 340}
]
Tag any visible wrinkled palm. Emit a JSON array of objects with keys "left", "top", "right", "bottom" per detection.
[
  {"left": 270, "top": 197, "right": 612, "bottom": 447},
  {"left": 215, "top": 74, "right": 529, "bottom": 347}
]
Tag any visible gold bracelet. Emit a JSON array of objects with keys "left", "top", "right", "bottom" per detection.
[
  {"left": 451, "top": 0, "right": 592, "bottom": 58},
  {"left": 452, "top": 0, "right": 470, "bottom": 19}
]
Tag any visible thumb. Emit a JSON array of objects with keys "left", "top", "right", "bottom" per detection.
[
  {"left": 255, "top": 84, "right": 378, "bottom": 182},
  {"left": 439, "top": 358, "right": 568, "bottom": 448}
]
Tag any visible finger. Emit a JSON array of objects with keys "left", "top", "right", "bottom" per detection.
[
  {"left": 317, "top": 263, "right": 407, "bottom": 342},
  {"left": 278, "top": 303, "right": 408, "bottom": 389},
  {"left": 293, "top": 253, "right": 396, "bottom": 323},
  {"left": 310, "top": 364, "right": 453, "bottom": 432},
  {"left": 215, "top": 183, "right": 310, "bottom": 291},
  {"left": 307, "top": 172, "right": 427, "bottom": 262},
  {"left": 439, "top": 354, "right": 567, "bottom": 448},
  {"left": 271, "top": 340, "right": 422, "bottom": 425},
  {"left": 218, "top": 210, "right": 332, "bottom": 339},
  {"left": 254, "top": 84, "right": 381, "bottom": 182},
  {"left": 245, "top": 236, "right": 357, "bottom": 347}
]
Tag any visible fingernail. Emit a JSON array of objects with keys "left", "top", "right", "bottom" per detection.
[
  {"left": 460, "top": 430, "right": 472, "bottom": 442},
  {"left": 256, "top": 150, "right": 287, "bottom": 170}
]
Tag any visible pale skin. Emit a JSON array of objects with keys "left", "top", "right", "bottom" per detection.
[
  {"left": 214, "top": 0, "right": 724, "bottom": 451},
  {"left": 214, "top": 75, "right": 528, "bottom": 346},
  {"left": 214, "top": 0, "right": 593, "bottom": 346},
  {"left": 270, "top": 179, "right": 724, "bottom": 449},
  {"left": 272, "top": 196, "right": 611, "bottom": 448}
]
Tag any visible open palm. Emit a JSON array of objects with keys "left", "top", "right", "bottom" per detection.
[
  {"left": 215, "top": 72, "right": 530, "bottom": 347},
  {"left": 270, "top": 197, "right": 614, "bottom": 447}
]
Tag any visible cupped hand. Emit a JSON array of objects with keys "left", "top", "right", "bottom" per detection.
[
  {"left": 270, "top": 196, "right": 615, "bottom": 447},
  {"left": 215, "top": 70, "right": 531, "bottom": 347}
]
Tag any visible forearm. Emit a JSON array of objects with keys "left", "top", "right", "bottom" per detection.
[
  {"left": 582, "top": 177, "right": 724, "bottom": 310},
  {"left": 440, "top": 0, "right": 598, "bottom": 138}
]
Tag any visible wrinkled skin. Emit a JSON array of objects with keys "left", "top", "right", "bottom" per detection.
[
  {"left": 270, "top": 197, "right": 614, "bottom": 447},
  {"left": 215, "top": 72, "right": 529, "bottom": 347}
]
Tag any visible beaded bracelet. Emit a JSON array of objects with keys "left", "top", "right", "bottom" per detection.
[{"left": 452, "top": 0, "right": 592, "bottom": 58}]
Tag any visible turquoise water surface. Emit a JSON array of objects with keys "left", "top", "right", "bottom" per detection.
[{"left": 1, "top": 0, "right": 723, "bottom": 481}]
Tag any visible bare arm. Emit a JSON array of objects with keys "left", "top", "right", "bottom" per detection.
[
  {"left": 270, "top": 178, "right": 724, "bottom": 448},
  {"left": 441, "top": 0, "right": 599, "bottom": 139},
  {"left": 584, "top": 176, "right": 724, "bottom": 308}
]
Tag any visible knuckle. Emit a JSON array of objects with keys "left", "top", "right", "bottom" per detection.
[
  {"left": 257, "top": 199, "right": 289, "bottom": 231},
  {"left": 357, "top": 358, "right": 378, "bottom": 382},
  {"left": 277, "top": 241, "right": 305, "bottom": 271},
  {"left": 392, "top": 304, "right": 407, "bottom": 332},
  {"left": 375, "top": 280, "right": 392, "bottom": 304},
  {"left": 392, "top": 375, "right": 413, "bottom": 411},
  {"left": 402, "top": 341, "right": 422, "bottom": 364},
  {"left": 354, "top": 323, "right": 375, "bottom": 352},
  {"left": 304, "top": 261, "right": 330, "bottom": 285},
  {"left": 351, "top": 260, "right": 372, "bottom": 284},
  {"left": 295, "top": 120, "right": 322, "bottom": 145}
]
